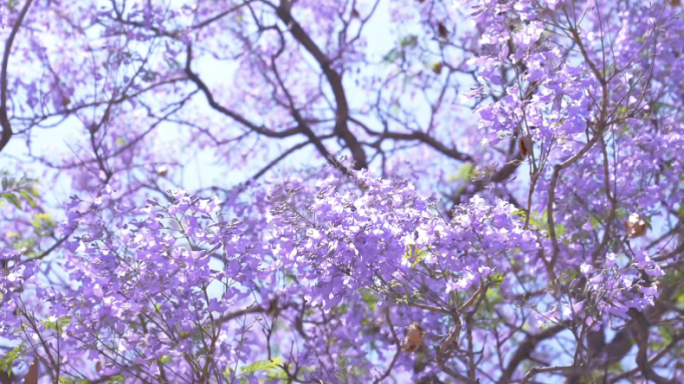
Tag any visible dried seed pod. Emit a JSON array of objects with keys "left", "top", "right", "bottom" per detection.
[
  {"left": 437, "top": 22, "right": 448, "bottom": 39},
  {"left": 673, "top": 0, "right": 681, "bottom": 7},
  {"left": 519, "top": 135, "right": 532, "bottom": 158},
  {"left": 432, "top": 62, "right": 443, "bottom": 74},
  {"left": 156, "top": 165, "right": 169, "bottom": 177},
  {"left": 96, "top": 361, "right": 104, "bottom": 373},
  {"left": 401, "top": 321, "right": 424, "bottom": 353},
  {"left": 351, "top": 9, "right": 360, "bottom": 18},
  {"left": 625, "top": 213, "right": 647, "bottom": 238}
]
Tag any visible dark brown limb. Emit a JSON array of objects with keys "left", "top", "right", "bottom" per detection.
[{"left": 0, "top": 0, "right": 34, "bottom": 153}]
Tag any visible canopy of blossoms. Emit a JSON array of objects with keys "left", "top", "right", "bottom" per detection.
[{"left": 1, "top": 0, "right": 684, "bottom": 383}]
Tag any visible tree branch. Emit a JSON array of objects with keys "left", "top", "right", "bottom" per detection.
[
  {"left": 0, "top": 0, "right": 34, "bottom": 153},
  {"left": 184, "top": 45, "right": 301, "bottom": 139},
  {"left": 498, "top": 322, "right": 568, "bottom": 384},
  {"left": 274, "top": 1, "right": 367, "bottom": 170}
]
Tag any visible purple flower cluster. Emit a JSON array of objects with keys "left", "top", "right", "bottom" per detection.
[{"left": 1, "top": 0, "right": 684, "bottom": 382}]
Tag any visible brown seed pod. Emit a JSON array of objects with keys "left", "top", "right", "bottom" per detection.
[
  {"left": 437, "top": 22, "right": 448, "bottom": 39},
  {"left": 519, "top": 135, "right": 532, "bottom": 158},
  {"left": 156, "top": 165, "right": 169, "bottom": 177},
  {"left": 625, "top": 213, "right": 647, "bottom": 238},
  {"left": 96, "top": 361, "right": 104, "bottom": 373},
  {"left": 673, "top": 0, "right": 681, "bottom": 7},
  {"left": 432, "top": 62, "right": 443, "bottom": 74},
  {"left": 351, "top": 9, "right": 360, "bottom": 18},
  {"left": 401, "top": 321, "right": 424, "bottom": 353}
]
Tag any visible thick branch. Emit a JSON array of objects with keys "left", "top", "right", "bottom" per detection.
[
  {"left": 452, "top": 152, "right": 524, "bottom": 208},
  {"left": 609, "top": 332, "right": 684, "bottom": 384},
  {"left": 373, "top": 307, "right": 401, "bottom": 384},
  {"left": 0, "top": 0, "right": 34, "bottom": 153},
  {"left": 627, "top": 308, "right": 676, "bottom": 384},
  {"left": 184, "top": 45, "right": 301, "bottom": 139},
  {"left": 274, "top": 1, "right": 367, "bottom": 170},
  {"left": 247, "top": 140, "right": 311, "bottom": 183},
  {"left": 498, "top": 322, "right": 568, "bottom": 384},
  {"left": 375, "top": 130, "right": 474, "bottom": 163}
]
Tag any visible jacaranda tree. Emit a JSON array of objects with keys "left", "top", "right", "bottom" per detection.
[{"left": 1, "top": 0, "right": 684, "bottom": 383}]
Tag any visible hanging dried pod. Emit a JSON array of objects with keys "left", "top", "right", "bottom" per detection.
[
  {"left": 673, "top": 0, "right": 681, "bottom": 7},
  {"left": 156, "top": 165, "right": 169, "bottom": 177},
  {"left": 625, "top": 213, "right": 647, "bottom": 238},
  {"left": 401, "top": 321, "right": 424, "bottom": 353},
  {"left": 96, "top": 361, "right": 104, "bottom": 373},
  {"left": 437, "top": 22, "right": 448, "bottom": 39},
  {"left": 432, "top": 62, "right": 443, "bottom": 74},
  {"left": 519, "top": 135, "right": 532, "bottom": 158}
]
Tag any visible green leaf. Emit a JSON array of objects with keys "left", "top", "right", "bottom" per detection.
[
  {"left": 486, "top": 287, "right": 503, "bottom": 304},
  {"left": 489, "top": 272, "right": 506, "bottom": 289},
  {"left": 7, "top": 0, "right": 19, "bottom": 11},
  {"left": 448, "top": 164, "right": 474, "bottom": 182},
  {"left": 267, "top": 363, "right": 299, "bottom": 380},
  {"left": 403, "top": 244, "right": 436, "bottom": 268},
  {"left": 677, "top": 203, "right": 684, "bottom": 218},
  {"left": 32, "top": 213, "right": 55, "bottom": 233},
  {"left": 42, "top": 316, "right": 71, "bottom": 333},
  {"left": 383, "top": 48, "right": 399, "bottom": 63},
  {"left": 0, "top": 344, "right": 26, "bottom": 375},
  {"left": 18, "top": 190, "right": 37, "bottom": 207},
  {"left": 106, "top": 375, "right": 125, "bottom": 384},
  {"left": 240, "top": 357, "right": 282, "bottom": 374},
  {"left": 223, "top": 367, "right": 232, "bottom": 381},
  {"left": 399, "top": 34, "right": 418, "bottom": 48},
  {"left": 360, "top": 289, "right": 379, "bottom": 312},
  {"left": 2, "top": 193, "right": 21, "bottom": 210},
  {"left": 59, "top": 377, "right": 92, "bottom": 384}
]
